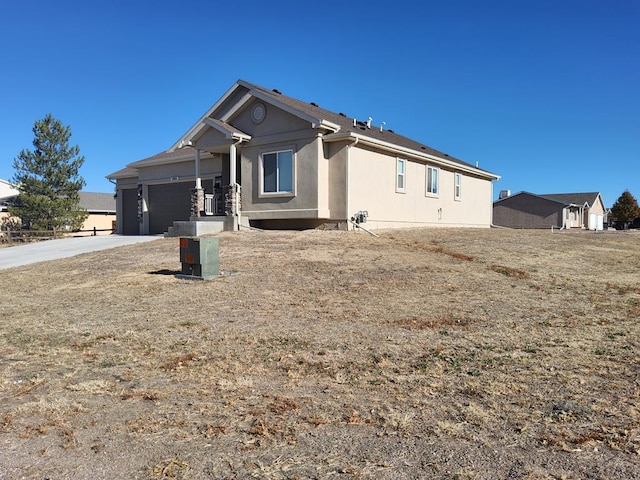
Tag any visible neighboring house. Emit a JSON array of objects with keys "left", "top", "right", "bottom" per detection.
[
  {"left": 76, "top": 192, "right": 116, "bottom": 235},
  {"left": 493, "top": 191, "right": 607, "bottom": 230},
  {"left": 107, "top": 79, "right": 500, "bottom": 235},
  {"left": 0, "top": 179, "right": 20, "bottom": 225},
  {"left": 0, "top": 183, "right": 115, "bottom": 235},
  {"left": 0, "top": 178, "right": 19, "bottom": 201}
]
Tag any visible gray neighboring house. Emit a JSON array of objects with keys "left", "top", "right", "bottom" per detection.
[{"left": 493, "top": 191, "right": 607, "bottom": 230}]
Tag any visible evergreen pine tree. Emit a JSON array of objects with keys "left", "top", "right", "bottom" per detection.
[
  {"left": 9, "top": 114, "right": 88, "bottom": 231},
  {"left": 611, "top": 190, "right": 640, "bottom": 228}
]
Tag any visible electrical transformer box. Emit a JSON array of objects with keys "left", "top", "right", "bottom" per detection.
[{"left": 179, "top": 237, "right": 219, "bottom": 280}]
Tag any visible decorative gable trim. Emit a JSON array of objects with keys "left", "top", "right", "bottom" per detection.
[
  {"left": 202, "top": 118, "right": 251, "bottom": 141},
  {"left": 238, "top": 80, "right": 340, "bottom": 132}
]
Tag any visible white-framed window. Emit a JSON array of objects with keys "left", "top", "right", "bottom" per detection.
[
  {"left": 396, "top": 158, "right": 406, "bottom": 192},
  {"left": 426, "top": 165, "right": 439, "bottom": 195},
  {"left": 261, "top": 149, "right": 294, "bottom": 195},
  {"left": 454, "top": 172, "right": 462, "bottom": 200}
]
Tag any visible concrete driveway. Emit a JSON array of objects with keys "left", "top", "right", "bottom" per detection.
[{"left": 0, "top": 235, "right": 161, "bottom": 270}]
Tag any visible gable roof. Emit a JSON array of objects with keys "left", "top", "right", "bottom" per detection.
[
  {"left": 0, "top": 190, "right": 115, "bottom": 213},
  {"left": 79, "top": 192, "right": 116, "bottom": 213},
  {"left": 171, "top": 79, "right": 499, "bottom": 180},
  {"left": 538, "top": 192, "right": 602, "bottom": 207},
  {"left": 494, "top": 191, "right": 603, "bottom": 208}
]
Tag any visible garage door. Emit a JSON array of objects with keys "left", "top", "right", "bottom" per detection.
[
  {"left": 121, "top": 188, "right": 139, "bottom": 235},
  {"left": 148, "top": 182, "right": 193, "bottom": 234}
]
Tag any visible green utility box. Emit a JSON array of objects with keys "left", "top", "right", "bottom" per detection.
[{"left": 179, "top": 237, "right": 219, "bottom": 280}]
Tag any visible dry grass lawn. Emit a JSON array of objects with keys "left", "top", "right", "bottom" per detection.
[{"left": 0, "top": 227, "right": 639, "bottom": 479}]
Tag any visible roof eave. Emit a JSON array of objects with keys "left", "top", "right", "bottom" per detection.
[
  {"left": 169, "top": 80, "right": 247, "bottom": 151},
  {"left": 127, "top": 150, "right": 214, "bottom": 169},
  {"left": 324, "top": 132, "right": 499, "bottom": 180},
  {"left": 202, "top": 118, "right": 252, "bottom": 141},
  {"left": 243, "top": 84, "right": 341, "bottom": 133}
]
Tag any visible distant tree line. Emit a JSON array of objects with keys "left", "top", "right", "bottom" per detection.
[{"left": 610, "top": 190, "right": 640, "bottom": 229}]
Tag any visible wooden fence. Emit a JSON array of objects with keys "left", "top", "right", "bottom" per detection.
[{"left": 0, "top": 227, "right": 115, "bottom": 244}]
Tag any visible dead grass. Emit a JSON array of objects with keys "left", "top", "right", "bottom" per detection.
[{"left": 1, "top": 228, "right": 639, "bottom": 479}]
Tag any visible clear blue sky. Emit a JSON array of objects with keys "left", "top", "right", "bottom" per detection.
[{"left": 1, "top": 0, "right": 638, "bottom": 206}]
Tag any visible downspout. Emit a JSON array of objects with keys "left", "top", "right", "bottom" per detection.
[{"left": 346, "top": 137, "right": 358, "bottom": 230}]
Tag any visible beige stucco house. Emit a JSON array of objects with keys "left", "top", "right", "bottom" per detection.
[
  {"left": 107, "top": 80, "right": 500, "bottom": 235},
  {"left": 493, "top": 191, "right": 607, "bottom": 230}
]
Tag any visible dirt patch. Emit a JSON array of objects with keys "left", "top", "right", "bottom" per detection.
[{"left": 1, "top": 228, "right": 639, "bottom": 479}]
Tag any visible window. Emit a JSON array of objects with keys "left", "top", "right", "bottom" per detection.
[
  {"left": 262, "top": 150, "right": 293, "bottom": 194},
  {"left": 396, "top": 158, "right": 406, "bottom": 192},
  {"left": 454, "top": 172, "right": 462, "bottom": 200},
  {"left": 426, "top": 166, "right": 439, "bottom": 195}
]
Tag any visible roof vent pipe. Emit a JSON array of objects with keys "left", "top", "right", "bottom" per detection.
[
  {"left": 366, "top": 117, "right": 372, "bottom": 129},
  {"left": 353, "top": 118, "right": 357, "bottom": 127},
  {"left": 380, "top": 121, "right": 386, "bottom": 132}
]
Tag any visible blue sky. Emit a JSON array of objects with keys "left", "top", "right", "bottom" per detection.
[{"left": 1, "top": 0, "right": 638, "bottom": 206}]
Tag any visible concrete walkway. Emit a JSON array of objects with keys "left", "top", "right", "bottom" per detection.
[{"left": 0, "top": 235, "right": 160, "bottom": 270}]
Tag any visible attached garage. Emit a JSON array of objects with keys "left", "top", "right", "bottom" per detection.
[
  {"left": 148, "top": 182, "right": 193, "bottom": 234},
  {"left": 147, "top": 180, "right": 215, "bottom": 234},
  {"left": 121, "top": 188, "right": 140, "bottom": 235}
]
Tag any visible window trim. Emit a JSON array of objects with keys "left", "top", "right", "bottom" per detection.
[
  {"left": 454, "top": 172, "right": 462, "bottom": 201},
  {"left": 426, "top": 165, "right": 439, "bottom": 197},
  {"left": 259, "top": 148, "right": 296, "bottom": 198},
  {"left": 396, "top": 158, "right": 406, "bottom": 193}
]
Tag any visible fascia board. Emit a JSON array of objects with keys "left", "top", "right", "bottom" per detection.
[
  {"left": 219, "top": 92, "right": 253, "bottom": 122},
  {"left": 127, "top": 151, "right": 214, "bottom": 169},
  {"left": 202, "top": 118, "right": 252, "bottom": 141},
  {"left": 106, "top": 169, "right": 139, "bottom": 180},
  {"left": 325, "top": 132, "right": 500, "bottom": 180},
  {"left": 247, "top": 88, "right": 340, "bottom": 132},
  {"left": 169, "top": 81, "right": 245, "bottom": 151}
]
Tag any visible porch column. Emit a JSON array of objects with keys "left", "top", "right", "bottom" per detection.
[
  {"left": 228, "top": 142, "right": 240, "bottom": 229},
  {"left": 229, "top": 142, "right": 236, "bottom": 189},
  {"left": 191, "top": 148, "right": 204, "bottom": 217}
]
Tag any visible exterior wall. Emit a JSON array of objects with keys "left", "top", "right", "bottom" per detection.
[
  {"left": 590, "top": 196, "right": 605, "bottom": 215},
  {"left": 586, "top": 195, "right": 605, "bottom": 230},
  {"left": 74, "top": 212, "right": 115, "bottom": 236},
  {"left": 136, "top": 157, "right": 222, "bottom": 186},
  {"left": 240, "top": 133, "right": 320, "bottom": 220},
  {"left": 347, "top": 145, "right": 493, "bottom": 229},
  {"left": 327, "top": 141, "right": 348, "bottom": 220},
  {"left": 239, "top": 116, "right": 323, "bottom": 221},
  {"left": 493, "top": 193, "right": 563, "bottom": 228}
]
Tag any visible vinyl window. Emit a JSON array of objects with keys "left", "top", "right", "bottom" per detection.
[
  {"left": 426, "top": 166, "right": 439, "bottom": 195},
  {"left": 396, "top": 158, "right": 406, "bottom": 192},
  {"left": 262, "top": 149, "right": 294, "bottom": 194},
  {"left": 454, "top": 172, "right": 462, "bottom": 200}
]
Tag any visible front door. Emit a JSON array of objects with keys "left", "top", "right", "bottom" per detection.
[{"left": 214, "top": 175, "right": 224, "bottom": 215}]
